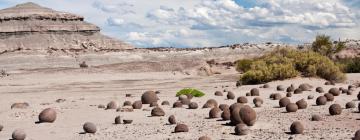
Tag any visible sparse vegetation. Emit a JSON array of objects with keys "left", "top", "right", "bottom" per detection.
[
  {"left": 176, "top": 88, "right": 205, "bottom": 97},
  {"left": 237, "top": 47, "right": 346, "bottom": 85},
  {"left": 336, "top": 57, "right": 360, "bottom": 73},
  {"left": 311, "top": 34, "right": 345, "bottom": 58}
]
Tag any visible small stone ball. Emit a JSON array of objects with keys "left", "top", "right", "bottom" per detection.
[
  {"left": 115, "top": 116, "right": 121, "bottom": 124},
  {"left": 106, "top": 101, "right": 118, "bottom": 109},
  {"left": 311, "top": 115, "right": 322, "bottom": 121},
  {"left": 188, "top": 102, "right": 198, "bottom": 109},
  {"left": 132, "top": 101, "right": 142, "bottom": 109},
  {"left": 345, "top": 102, "right": 356, "bottom": 109},
  {"left": 218, "top": 104, "right": 229, "bottom": 111},
  {"left": 141, "top": 91, "right": 159, "bottom": 104},
  {"left": 234, "top": 123, "right": 249, "bottom": 135},
  {"left": 38, "top": 108, "right": 57, "bottom": 123},
  {"left": 254, "top": 101, "right": 262, "bottom": 107},
  {"left": 290, "top": 121, "right": 304, "bottom": 134},
  {"left": 329, "top": 104, "right": 342, "bottom": 115},
  {"left": 161, "top": 101, "right": 170, "bottom": 106},
  {"left": 286, "top": 103, "right": 298, "bottom": 112},
  {"left": 271, "top": 93, "right": 282, "bottom": 100},
  {"left": 263, "top": 84, "right": 270, "bottom": 88},
  {"left": 214, "top": 91, "right": 223, "bottom": 96},
  {"left": 198, "top": 136, "right": 211, "bottom": 140},
  {"left": 237, "top": 96, "right": 248, "bottom": 103},
  {"left": 123, "top": 101, "right": 132, "bottom": 106},
  {"left": 307, "top": 95, "right": 314, "bottom": 99},
  {"left": 202, "top": 99, "right": 218, "bottom": 108},
  {"left": 286, "top": 92, "right": 292, "bottom": 97},
  {"left": 294, "top": 88, "right": 303, "bottom": 94},
  {"left": 250, "top": 88, "right": 260, "bottom": 96},
  {"left": 329, "top": 88, "right": 340, "bottom": 96},
  {"left": 221, "top": 109, "right": 231, "bottom": 120},
  {"left": 227, "top": 91, "right": 235, "bottom": 100},
  {"left": 174, "top": 124, "right": 189, "bottom": 133},
  {"left": 279, "top": 97, "right": 291, "bottom": 108},
  {"left": 277, "top": 85, "right": 285, "bottom": 91},
  {"left": 173, "top": 101, "right": 183, "bottom": 108},
  {"left": 296, "top": 99, "right": 307, "bottom": 109},
  {"left": 209, "top": 107, "right": 221, "bottom": 118},
  {"left": 316, "top": 87, "right": 324, "bottom": 93},
  {"left": 12, "top": 129, "right": 26, "bottom": 140},
  {"left": 316, "top": 96, "right": 327, "bottom": 105},
  {"left": 324, "top": 93, "right": 334, "bottom": 101},
  {"left": 83, "top": 122, "right": 97, "bottom": 133},
  {"left": 151, "top": 107, "right": 165, "bottom": 116},
  {"left": 168, "top": 115, "right": 176, "bottom": 124}
]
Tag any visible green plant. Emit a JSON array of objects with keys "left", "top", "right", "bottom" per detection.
[
  {"left": 239, "top": 48, "right": 346, "bottom": 85},
  {"left": 311, "top": 34, "right": 345, "bottom": 57},
  {"left": 176, "top": 88, "right": 205, "bottom": 97},
  {"left": 235, "top": 59, "right": 253, "bottom": 72},
  {"left": 336, "top": 57, "right": 360, "bottom": 73}
]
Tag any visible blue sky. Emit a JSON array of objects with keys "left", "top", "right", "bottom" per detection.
[{"left": 0, "top": 0, "right": 359, "bottom": 48}]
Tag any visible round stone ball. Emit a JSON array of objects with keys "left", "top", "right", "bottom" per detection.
[
  {"left": 329, "top": 104, "right": 342, "bottom": 115},
  {"left": 290, "top": 121, "right": 304, "bottom": 134},
  {"left": 151, "top": 107, "right": 165, "bottom": 116},
  {"left": 168, "top": 115, "right": 176, "bottom": 124},
  {"left": 311, "top": 114, "right": 322, "bottom": 121},
  {"left": 83, "top": 122, "right": 97, "bottom": 133},
  {"left": 188, "top": 102, "right": 198, "bottom": 109},
  {"left": 174, "top": 124, "right": 189, "bottom": 133},
  {"left": 324, "top": 93, "right": 334, "bottom": 101},
  {"left": 214, "top": 91, "right": 223, "bottom": 96},
  {"left": 250, "top": 88, "right": 259, "bottom": 96},
  {"left": 141, "top": 91, "right": 159, "bottom": 104},
  {"left": 329, "top": 88, "right": 340, "bottom": 96},
  {"left": 316, "top": 96, "right": 327, "bottom": 105},
  {"left": 286, "top": 103, "right": 298, "bottom": 112},
  {"left": 209, "top": 107, "right": 221, "bottom": 118},
  {"left": 345, "top": 102, "right": 356, "bottom": 109},
  {"left": 237, "top": 96, "right": 248, "bottom": 104},
  {"left": 106, "top": 101, "right": 118, "bottom": 109},
  {"left": 316, "top": 87, "right": 324, "bottom": 93},
  {"left": 279, "top": 97, "right": 291, "bottom": 108},
  {"left": 38, "top": 108, "right": 57, "bottom": 123},
  {"left": 132, "top": 101, "right": 142, "bottom": 109},
  {"left": 12, "top": 129, "right": 26, "bottom": 140},
  {"left": 227, "top": 91, "right": 235, "bottom": 100},
  {"left": 234, "top": 123, "right": 249, "bottom": 135},
  {"left": 296, "top": 99, "right": 307, "bottom": 109}
]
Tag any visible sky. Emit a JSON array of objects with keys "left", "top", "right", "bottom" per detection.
[{"left": 0, "top": 0, "right": 359, "bottom": 48}]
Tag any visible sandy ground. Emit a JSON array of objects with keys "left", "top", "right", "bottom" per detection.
[{"left": 0, "top": 67, "right": 360, "bottom": 140}]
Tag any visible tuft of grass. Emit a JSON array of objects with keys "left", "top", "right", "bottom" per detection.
[
  {"left": 237, "top": 48, "right": 346, "bottom": 85},
  {"left": 176, "top": 88, "right": 205, "bottom": 97},
  {"left": 336, "top": 57, "right": 360, "bottom": 73}
]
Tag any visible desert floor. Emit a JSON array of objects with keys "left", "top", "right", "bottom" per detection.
[{"left": 0, "top": 67, "right": 359, "bottom": 140}]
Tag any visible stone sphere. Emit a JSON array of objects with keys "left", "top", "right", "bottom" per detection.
[
  {"left": 271, "top": 93, "right": 282, "bottom": 100},
  {"left": 123, "top": 101, "right": 132, "bottom": 106},
  {"left": 287, "top": 86, "right": 295, "bottom": 92},
  {"left": 209, "top": 107, "right": 221, "bottom": 118},
  {"left": 286, "top": 103, "right": 298, "bottom": 112},
  {"left": 151, "top": 107, "right": 165, "bottom": 116},
  {"left": 198, "top": 136, "right": 211, "bottom": 140},
  {"left": 286, "top": 92, "right": 292, "bottom": 97},
  {"left": 290, "top": 121, "right": 304, "bottom": 134},
  {"left": 221, "top": 109, "right": 231, "bottom": 120},
  {"left": 294, "top": 88, "right": 303, "bottom": 94},
  {"left": 168, "top": 115, "right": 176, "bottom": 124},
  {"left": 173, "top": 101, "right": 183, "bottom": 108},
  {"left": 316, "top": 96, "right": 327, "bottom": 105},
  {"left": 106, "top": 101, "right": 118, "bottom": 109},
  {"left": 150, "top": 102, "right": 159, "bottom": 107},
  {"left": 115, "top": 116, "right": 121, "bottom": 124},
  {"left": 329, "top": 88, "right": 340, "bottom": 96},
  {"left": 296, "top": 99, "right": 307, "bottom": 109},
  {"left": 263, "top": 84, "right": 270, "bottom": 88},
  {"left": 316, "top": 87, "right": 324, "bottom": 93},
  {"left": 132, "top": 101, "right": 142, "bottom": 109},
  {"left": 239, "top": 105, "right": 257, "bottom": 126},
  {"left": 227, "top": 91, "right": 235, "bottom": 99},
  {"left": 38, "top": 108, "right": 57, "bottom": 123},
  {"left": 83, "top": 122, "right": 97, "bottom": 133},
  {"left": 324, "top": 93, "right": 334, "bottom": 101},
  {"left": 250, "top": 88, "right": 259, "bottom": 96},
  {"left": 237, "top": 96, "right": 248, "bottom": 103},
  {"left": 329, "top": 104, "right": 342, "bottom": 115},
  {"left": 345, "top": 102, "right": 356, "bottom": 109},
  {"left": 174, "top": 124, "right": 189, "bottom": 133},
  {"left": 234, "top": 123, "right": 249, "bottom": 135},
  {"left": 311, "top": 114, "right": 322, "bottom": 121},
  {"left": 277, "top": 85, "right": 285, "bottom": 91},
  {"left": 141, "top": 91, "right": 159, "bottom": 104},
  {"left": 218, "top": 104, "right": 229, "bottom": 111},
  {"left": 161, "top": 101, "right": 170, "bottom": 106},
  {"left": 188, "top": 102, "right": 198, "bottom": 109},
  {"left": 12, "top": 129, "right": 26, "bottom": 140},
  {"left": 214, "top": 91, "right": 223, "bottom": 96},
  {"left": 307, "top": 95, "right": 314, "bottom": 99},
  {"left": 299, "top": 83, "right": 312, "bottom": 91},
  {"left": 253, "top": 97, "right": 263, "bottom": 104},
  {"left": 202, "top": 99, "right": 218, "bottom": 108},
  {"left": 279, "top": 97, "right": 291, "bottom": 108}
]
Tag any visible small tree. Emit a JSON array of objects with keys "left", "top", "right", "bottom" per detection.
[{"left": 311, "top": 34, "right": 345, "bottom": 58}]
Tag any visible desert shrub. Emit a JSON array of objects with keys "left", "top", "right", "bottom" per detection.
[
  {"left": 336, "top": 57, "right": 360, "bottom": 73},
  {"left": 235, "top": 59, "right": 253, "bottom": 72},
  {"left": 311, "top": 34, "right": 345, "bottom": 57},
  {"left": 176, "top": 88, "right": 205, "bottom": 97},
  {"left": 239, "top": 48, "right": 345, "bottom": 85}
]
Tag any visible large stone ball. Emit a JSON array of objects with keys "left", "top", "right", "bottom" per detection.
[
  {"left": 151, "top": 107, "right": 165, "bottom": 116},
  {"left": 316, "top": 96, "right": 327, "bottom": 105},
  {"left": 286, "top": 103, "right": 298, "bottom": 112},
  {"left": 38, "top": 108, "right": 57, "bottom": 123},
  {"left": 12, "top": 129, "right": 26, "bottom": 140},
  {"left": 83, "top": 122, "right": 97, "bottom": 133},
  {"left": 227, "top": 91, "right": 235, "bottom": 99},
  {"left": 209, "top": 107, "right": 221, "bottom": 118},
  {"left": 239, "top": 105, "right": 257, "bottom": 126},
  {"left": 141, "top": 91, "right": 159, "bottom": 104},
  {"left": 296, "top": 99, "right": 307, "bottom": 109},
  {"left": 234, "top": 123, "right": 249, "bottom": 135},
  {"left": 221, "top": 109, "right": 231, "bottom": 120},
  {"left": 132, "top": 101, "right": 142, "bottom": 109},
  {"left": 329, "top": 88, "right": 340, "bottom": 96},
  {"left": 250, "top": 88, "right": 260, "bottom": 96},
  {"left": 106, "top": 101, "right": 118, "bottom": 109},
  {"left": 279, "top": 97, "right": 291, "bottom": 108},
  {"left": 168, "top": 115, "right": 176, "bottom": 124},
  {"left": 329, "top": 104, "right": 342, "bottom": 115},
  {"left": 290, "top": 121, "right": 304, "bottom": 134},
  {"left": 237, "top": 96, "right": 248, "bottom": 103},
  {"left": 324, "top": 93, "right": 334, "bottom": 101},
  {"left": 203, "top": 99, "right": 218, "bottom": 108},
  {"left": 174, "top": 124, "right": 189, "bottom": 133}
]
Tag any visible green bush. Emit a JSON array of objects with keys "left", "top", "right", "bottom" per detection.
[
  {"left": 235, "top": 59, "right": 253, "bottom": 72},
  {"left": 239, "top": 48, "right": 346, "bottom": 85},
  {"left": 336, "top": 57, "right": 360, "bottom": 73},
  {"left": 311, "top": 34, "right": 345, "bottom": 58},
  {"left": 176, "top": 88, "right": 205, "bottom": 97}
]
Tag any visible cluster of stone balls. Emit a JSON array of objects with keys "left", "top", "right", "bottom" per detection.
[{"left": 1, "top": 81, "right": 360, "bottom": 140}]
